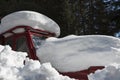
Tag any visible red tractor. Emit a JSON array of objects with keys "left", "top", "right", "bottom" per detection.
[{"left": 0, "top": 11, "right": 104, "bottom": 80}]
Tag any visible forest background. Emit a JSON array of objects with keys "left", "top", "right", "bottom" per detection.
[{"left": 0, "top": 0, "right": 120, "bottom": 37}]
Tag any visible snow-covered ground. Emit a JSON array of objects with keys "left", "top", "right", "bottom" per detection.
[
  {"left": 1, "top": 35, "right": 120, "bottom": 80},
  {"left": 0, "top": 45, "right": 74, "bottom": 80},
  {"left": 37, "top": 35, "right": 120, "bottom": 72},
  {"left": 88, "top": 63, "right": 120, "bottom": 80}
]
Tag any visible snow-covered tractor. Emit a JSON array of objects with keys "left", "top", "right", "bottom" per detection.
[
  {"left": 0, "top": 11, "right": 104, "bottom": 80},
  {"left": 0, "top": 11, "right": 60, "bottom": 60}
]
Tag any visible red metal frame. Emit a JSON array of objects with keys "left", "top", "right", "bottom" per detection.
[
  {"left": 0, "top": 26, "right": 55, "bottom": 60},
  {"left": 61, "top": 66, "right": 104, "bottom": 80}
]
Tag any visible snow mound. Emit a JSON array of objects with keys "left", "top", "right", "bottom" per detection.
[
  {"left": 0, "top": 11, "right": 60, "bottom": 37},
  {"left": 0, "top": 45, "right": 74, "bottom": 80},
  {"left": 37, "top": 35, "right": 120, "bottom": 72},
  {"left": 88, "top": 63, "right": 120, "bottom": 80}
]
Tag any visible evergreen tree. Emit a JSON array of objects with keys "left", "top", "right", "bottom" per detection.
[{"left": 0, "top": 0, "right": 120, "bottom": 37}]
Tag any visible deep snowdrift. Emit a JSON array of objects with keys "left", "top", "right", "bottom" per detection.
[
  {"left": 37, "top": 35, "right": 120, "bottom": 72},
  {"left": 1, "top": 35, "right": 120, "bottom": 80},
  {"left": 88, "top": 63, "right": 120, "bottom": 80},
  {"left": 0, "top": 11, "right": 60, "bottom": 37},
  {"left": 0, "top": 45, "right": 74, "bottom": 80}
]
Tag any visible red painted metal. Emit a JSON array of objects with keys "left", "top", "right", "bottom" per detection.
[
  {"left": 0, "top": 26, "right": 55, "bottom": 60},
  {"left": 0, "top": 36, "right": 5, "bottom": 45},
  {"left": 0, "top": 26, "right": 55, "bottom": 37},
  {"left": 0, "top": 25, "right": 104, "bottom": 80},
  {"left": 61, "top": 66, "right": 104, "bottom": 80}
]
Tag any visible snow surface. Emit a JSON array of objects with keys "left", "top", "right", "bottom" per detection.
[
  {"left": 0, "top": 45, "right": 74, "bottom": 80},
  {"left": 0, "top": 11, "right": 60, "bottom": 37},
  {"left": 88, "top": 63, "right": 120, "bottom": 80},
  {"left": 1, "top": 35, "right": 120, "bottom": 80},
  {"left": 37, "top": 35, "right": 120, "bottom": 72}
]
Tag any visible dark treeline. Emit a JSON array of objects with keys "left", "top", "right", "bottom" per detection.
[{"left": 0, "top": 0, "right": 120, "bottom": 37}]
